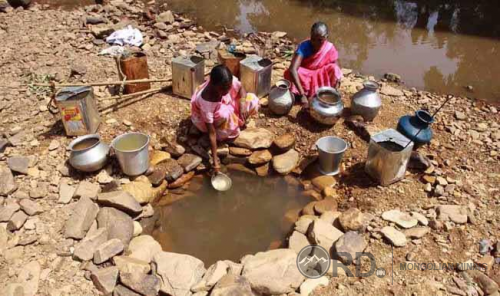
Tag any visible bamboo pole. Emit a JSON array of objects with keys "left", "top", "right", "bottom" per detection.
[{"left": 31, "top": 77, "right": 173, "bottom": 88}]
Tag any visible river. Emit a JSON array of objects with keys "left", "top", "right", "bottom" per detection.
[{"left": 38, "top": 0, "right": 500, "bottom": 103}]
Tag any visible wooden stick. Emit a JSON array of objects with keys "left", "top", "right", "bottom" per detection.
[{"left": 31, "top": 77, "right": 173, "bottom": 88}]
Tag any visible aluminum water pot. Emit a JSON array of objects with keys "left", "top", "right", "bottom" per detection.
[
  {"left": 268, "top": 79, "right": 294, "bottom": 115},
  {"left": 68, "top": 134, "right": 109, "bottom": 172},
  {"left": 310, "top": 87, "right": 344, "bottom": 125},
  {"left": 351, "top": 81, "right": 382, "bottom": 121}
]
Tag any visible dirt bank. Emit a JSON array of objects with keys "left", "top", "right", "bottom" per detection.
[{"left": 0, "top": 1, "right": 499, "bottom": 296}]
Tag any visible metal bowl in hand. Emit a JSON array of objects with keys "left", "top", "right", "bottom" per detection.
[{"left": 211, "top": 172, "right": 232, "bottom": 192}]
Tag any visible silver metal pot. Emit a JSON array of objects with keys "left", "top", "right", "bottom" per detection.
[
  {"left": 68, "top": 134, "right": 109, "bottom": 172},
  {"left": 269, "top": 79, "right": 294, "bottom": 115},
  {"left": 309, "top": 87, "right": 344, "bottom": 125},
  {"left": 351, "top": 81, "right": 382, "bottom": 121}
]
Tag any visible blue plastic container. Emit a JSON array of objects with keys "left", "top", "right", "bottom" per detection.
[{"left": 397, "top": 110, "right": 434, "bottom": 148}]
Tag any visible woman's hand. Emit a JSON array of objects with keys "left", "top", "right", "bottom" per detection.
[
  {"left": 208, "top": 123, "right": 220, "bottom": 174},
  {"left": 300, "top": 95, "right": 310, "bottom": 109},
  {"left": 240, "top": 100, "right": 249, "bottom": 122},
  {"left": 213, "top": 161, "right": 221, "bottom": 175}
]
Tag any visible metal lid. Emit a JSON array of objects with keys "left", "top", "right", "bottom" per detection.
[
  {"left": 241, "top": 55, "right": 272, "bottom": 70},
  {"left": 56, "top": 86, "right": 92, "bottom": 102},
  {"left": 172, "top": 55, "right": 204, "bottom": 67},
  {"left": 372, "top": 129, "right": 413, "bottom": 148}
]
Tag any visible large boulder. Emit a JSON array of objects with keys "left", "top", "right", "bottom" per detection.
[
  {"left": 64, "top": 197, "right": 99, "bottom": 239},
  {"left": 272, "top": 149, "right": 299, "bottom": 175},
  {"left": 210, "top": 274, "right": 254, "bottom": 296},
  {"left": 96, "top": 207, "right": 134, "bottom": 247},
  {"left": 0, "top": 165, "right": 17, "bottom": 196},
  {"left": 234, "top": 128, "right": 274, "bottom": 149},
  {"left": 242, "top": 249, "right": 305, "bottom": 294},
  {"left": 153, "top": 252, "right": 206, "bottom": 296}
]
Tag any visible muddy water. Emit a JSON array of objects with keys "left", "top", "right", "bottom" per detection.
[
  {"left": 150, "top": 172, "right": 311, "bottom": 266},
  {"left": 161, "top": 0, "right": 500, "bottom": 103}
]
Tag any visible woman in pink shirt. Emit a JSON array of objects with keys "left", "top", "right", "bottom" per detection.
[{"left": 191, "top": 65, "right": 259, "bottom": 173}]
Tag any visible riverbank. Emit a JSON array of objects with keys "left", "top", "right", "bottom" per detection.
[{"left": 0, "top": 2, "right": 499, "bottom": 296}]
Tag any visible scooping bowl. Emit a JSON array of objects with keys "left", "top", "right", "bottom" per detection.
[{"left": 211, "top": 172, "right": 232, "bottom": 192}]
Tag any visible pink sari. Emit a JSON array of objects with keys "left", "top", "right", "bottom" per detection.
[
  {"left": 285, "top": 40, "right": 343, "bottom": 97},
  {"left": 191, "top": 77, "right": 259, "bottom": 141}
]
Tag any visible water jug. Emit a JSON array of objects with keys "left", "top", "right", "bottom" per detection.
[
  {"left": 351, "top": 81, "right": 382, "bottom": 121},
  {"left": 269, "top": 79, "right": 294, "bottom": 115},
  {"left": 397, "top": 110, "right": 434, "bottom": 148},
  {"left": 310, "top": 87, "right": 344, "bottom": 125}
]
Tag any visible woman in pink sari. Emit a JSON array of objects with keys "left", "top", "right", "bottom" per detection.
[
  {"left": 285, "top": 22, "right": 343, "bottom": 108},
  {"left": 191, "top": 65, "right": 259, "bottom": 173}
]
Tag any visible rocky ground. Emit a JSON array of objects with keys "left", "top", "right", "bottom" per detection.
[{"left": 0, "top": 1, "right": 499, "bottom": 296}]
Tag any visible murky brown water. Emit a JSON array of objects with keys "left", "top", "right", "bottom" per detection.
[
  {"left": 149, "top": 172, "right": 311, "bottom": 266},
  {"left": 160, "top": 0, "right": 500, "bottom": 103},
  {"left": 36, "top": 0, "right": 500, "bottom": 102}
]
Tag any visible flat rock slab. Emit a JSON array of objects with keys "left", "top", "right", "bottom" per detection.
[
  {"left": 113, "top": 256, "right": 151, "bottom": 274},
  {"left": 120, "top": 271, "right": 160, "bottom": 296},
  {"left": 94, "top": 238, "right": 124, "bottom": 264},
  {"left": 437, "top": 205, "right": 468, "bottom": 224},
  {"left": 192, "top": 261, "right": 229, "bottom": 292},
  {"left": 234, "top": 128, "right": 274, "bottom": 149},
  {"left": 404, "top": 227, "right": 430, "bottom": 239},
  {"left": 153, "top": 251, "right": 206, "bottom": 296},
  {"left": 314, "top": 199, "right": 337, "bottom": 215},
  {"left": 334, "top": 231, "right": 367, "bottom": 264},
  {"left": 7, "top": 156, "right": 30, "bottom": 174},
  {"left": 91, "top": 266, "right": 119, "bottom": 295},
  {"left": 0, "top": 165, "right": 17, "bottom": 196},
  {"left": 210, "top": 274, "right": 254, "bottom": 296},
  {"left": 73, "top": 228, "right": 108, "bottom": 261},
  {"left": 58, "top": 183, "right": 76, "bottom": 204},
  {"left": 97, "top": 191, "right": 142, "bottom": 216},
  {"left": 295, "top": 215, "right": 317, "bottom": 234},
  {"left": 274, "top": 134, "right": 295, "bottom": 151},
  {"left": 248, "top": 150, "right": 272, "bottom": 165},
  {"left": 289, "top": 231, "right": 311, "bottom": 254},
  {"left": 97, "top": 207, "right": 134, "bottom": 247},
  {"left": 300, "top": 277, "right": 329, "bottom": 296},
  {"left": 177, "top": 154, "right": 202, "bottom": 173},
  {"left": 74, "top": 181, "right": 100, "bottom": 200},
  {"left": 122, "top": 181, "right": 155, "bottom": 205},
  {"left": 308, "top": 219, "right": 344, "bottom": 253},
  {"left": 272, "top": 149, "right": 299, "bottom": 175},
  {"left": 381, "top": 226, "right": 407, "bottom": 247},
  {"left": 0, "top": 203, "right": 21, "bottom": 222},
  {"left": 19, "top": 199, "right": 43, "bottom": 216},
  {"left": 157, "top": 158, "right": 184, "bottom": 182},
  {"left": 7, "top": 211, "right": 28, "bottom": 231},
  {"left": 127, "top": 235, "right": 162, "bottom": 263},
  {"left": 382, "top": 210, "right": 418, "bottom": 229},
  {"left": 338, "top": 208, "right": 365, "bottom": 232},
  {"left": 149, "top": 150, "right": 171, "bottom": 166},
  {"left": 229, "top": 147, "right": 252, "bottom": 156},
  {"left": 242, "top": 249, "right": 305, "bottom": 295},
  {"left": 64, "top": 197, "right": 99, "bottom": 239}
]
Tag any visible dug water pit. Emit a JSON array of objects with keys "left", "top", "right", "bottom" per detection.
[{"left": 148, "top": 171, "right": 312, "bottom": 266}]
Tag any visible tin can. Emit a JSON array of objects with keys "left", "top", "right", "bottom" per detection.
[
  {"left": 239, "top": 55, "right": 272, "bottom": 98},
  {"left": 365, "top": 129, "right": 413, "bottom": 186},
  {"left": 56, "top": 86, "right": 101, "bottom": 136},
  {"left": 172, "top": 56, "right": 205, "bottom": 99},
  {"left": 119, "top": 52, "right": 151, "bottom": 94}
]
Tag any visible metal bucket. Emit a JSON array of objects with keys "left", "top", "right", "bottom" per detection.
[
  {"left": 316, "top": 136, "right": 348, "bottom": 175},
  {"left": 111, "top": 132, "right": 150, "bottom": 176}
]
